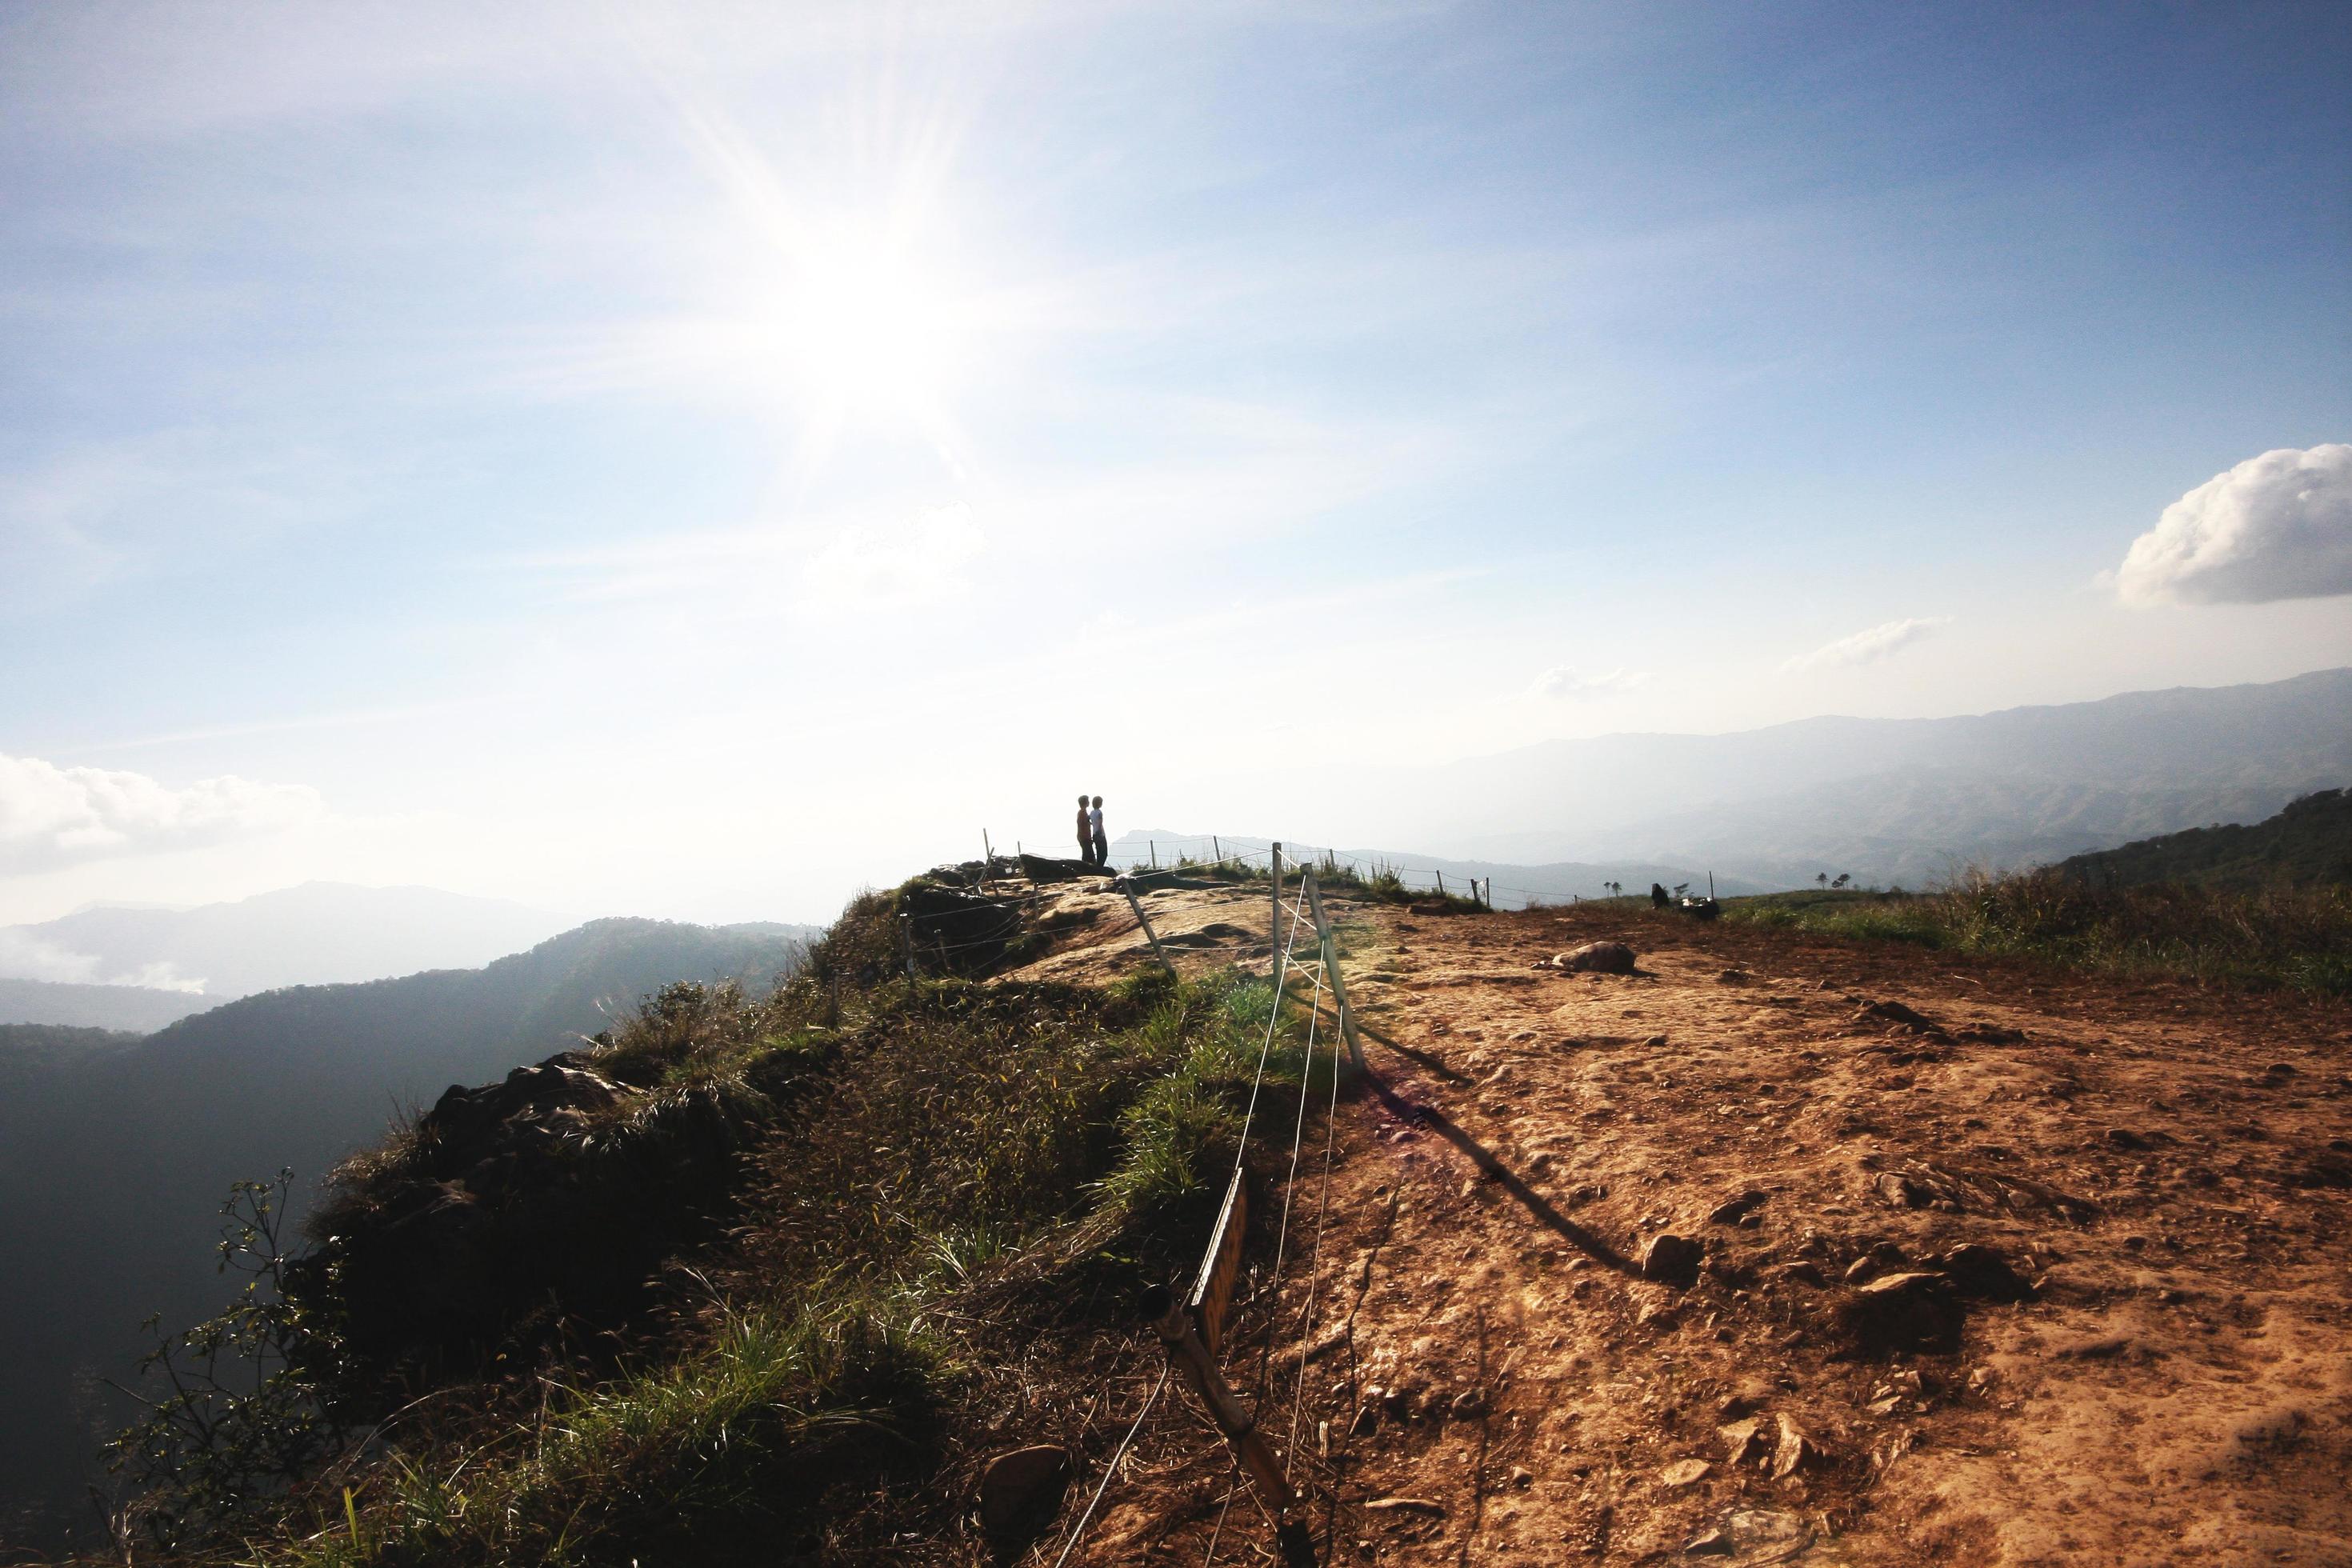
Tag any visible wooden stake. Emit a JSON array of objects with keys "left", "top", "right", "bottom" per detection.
[
  {"left": 1142, "top": 1287, "right": 1314, "bottom": 1567},
  {"left": 980, "top": 830, "right": 993, "bottom": 891},
  {"left": 1122, "top": 876, "right": 1176, "bottom": 976},
  {"left": 1270, "top": 842, "right": 1284, "bottom": 960},
  {"left": 1302, "top": 867, "right": 1366, "bottom": 1074},
  {"left": 898, "top": 913, "right": 915, "bottom": 983},
  {"left": 1434, "top": 868, "right": 1445, "bottom": 898}
]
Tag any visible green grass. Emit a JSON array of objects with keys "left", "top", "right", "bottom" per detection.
[
  {"left": 203, "top": 910, "right": 1339, "bottom": 1568},
  {"left": 1721, "top": 867, "right": 2352, "bottom": 995}
]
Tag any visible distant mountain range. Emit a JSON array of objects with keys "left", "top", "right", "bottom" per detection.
[
  {"left": 1373, "top": 666, "right": 2352, "bottom": 888},
  {"left": 0, "top": 882, "right": 575, "bottom": 1008},
  {"left": 0, "top": 915, "right": 814, "bottom": 1554}
]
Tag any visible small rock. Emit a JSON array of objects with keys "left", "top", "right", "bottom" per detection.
[
  {"left": 1510, "top": 1465, "right": 1534, "bottom": 1489},
  {"left": 1646, "top": 1033, "right": 1670, "bottom": 1047},
  {"left": 1636, "top": 1297, "right": 1680, "bottom": 1330},
  {"left": 1715, "top": 968, "right": 1751, "bottom": 986},
  {"left": 978, "top": 1444, "right": 1070, "bottom": 1538},
  {"left": 2103, "top": 1126, "right": 2152, "bottom": 1151},
  {"left": 1658, "top": 1458, "right": 1711, "bottom": 1487},
  {"left": 1683, "top": 1528, "right": 1734, "bottom": 1555},
  {"left": 1874, "top": 1171, "right": 1932, "bottom": 1208},
  {"left": 1771, "top": 1412, "right": 1824, "bottom": 1478},
  {"left": 1447, "top": 1388, "right": 1488, "bottom": 1420},
  {"left": 1558, "top": 940, "right": 1638, "bottom": 974},
  {"left": 1718, "top": 1415, "right": 1765, "bottom": 1466},
  {"left": 1938, "top": 1242, "right": 2032, "bottom": 1302},
  {"left": 1772, "top": 1260, "right": 1825, "bottom": 1286},
  {"left": 1855, "top": 998, "right": 1938, "bottom": 1032},
  {"left": 1639, "top": 1232, "right": 1704, "bottom": 1288},
  {"left": 1708, "top": 1188, "right": 1767, "bottom": 1226},
  {"left": 1350, "top": 1402, "right": 1380, "bottom": 1436},
  {"left": 1834, "top": 1270, "right": 1963, "bottom": 1357}
]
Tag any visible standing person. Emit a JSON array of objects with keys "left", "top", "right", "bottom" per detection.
[
  {"left": 1090, "top": 795, "right": 1108, "bottom": 870},
  {"left": 1075, "top": 794, "right": 1095, "bottom": 866}
]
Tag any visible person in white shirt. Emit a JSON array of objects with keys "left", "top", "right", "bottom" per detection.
[{"left": 1090, "top": 796, "right": 1108, "bottom": 869}]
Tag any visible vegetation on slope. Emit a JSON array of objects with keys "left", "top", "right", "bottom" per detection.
[
  {"left": 1721, "top": 866, "right": 2352, "bottom": 995},
  {"left": 104, "top": 880, "right": 1334, "bottom": 1566},
  {"left": 2055, "top": 786, "right": 2352, "bottom": 890}
]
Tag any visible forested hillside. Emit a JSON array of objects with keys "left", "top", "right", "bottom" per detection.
[
  {"left": 2058, "top": 787, "right": 2352, "bottom": 890},
  {"left": 0, "top": 918, "right": 811, "bottom": 1555}
]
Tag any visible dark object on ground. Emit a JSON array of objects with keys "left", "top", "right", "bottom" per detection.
[
  {"left": 1018, "top": 854, "right": 1107, "bottom": 884},
  {"left": 1831, "top": 1270, "right": 1962, "bottom": 1357},
  {"left": 979, "top": 1444, "right": 1070, "bottom": 1553},
  {"left": 1551, "top": 941, "right": 1638, "bottom": 974},
  {"left": 1651, "top": 882, "right": 1671, "bottom": 908},
  {"left": 1680, "top": 897, "right": 1721, "bottom": 921},
  {"left": 1638, "top": 1232, "right": 1703, "bottom": 1287},
  {"left": 1937, "top": 1243, "right": 2034, "bottom": 1302}
]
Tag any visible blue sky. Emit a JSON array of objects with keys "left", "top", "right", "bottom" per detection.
[{"left": 2, "top": 1, "right": 2346, "bottom": 925}]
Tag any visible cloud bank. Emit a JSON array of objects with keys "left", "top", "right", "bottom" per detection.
[
  {"left": 1781, "top": 616, "right": 1950, "bottom": 674},
  {"left": 1530, "top": 666, "right": 1650, "bottom": 700},
  {"left": 0, "top": 754, "right": 321, "bottom": 874},
  {"left": 2118, "top": 443, "right": 2352, "bottom": 606}
]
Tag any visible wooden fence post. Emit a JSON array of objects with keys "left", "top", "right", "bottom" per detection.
[
  {"left": 1142, "top": 1287, "right": 1314, "bottom": 1567},
  {"left": 1301, "top": 867, "right": 1367, "bottom": 1074},
  {"left": 1270, "top": 842, "right": 1284, "bottom": 960},
  {"left": 1121, "top": 877, "right": 1176, "bottom": 977},
  {"left": 898, "top": 913, "right": 915, "bottom": 983}
]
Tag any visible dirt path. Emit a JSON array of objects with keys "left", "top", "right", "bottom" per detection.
[{"left": 1004, "top": 878, "right": 2352, "bottom": 1566}]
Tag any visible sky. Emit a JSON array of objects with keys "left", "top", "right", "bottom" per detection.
[{"left": 2, "top": 0, "right": 2347, "bottom": 927}]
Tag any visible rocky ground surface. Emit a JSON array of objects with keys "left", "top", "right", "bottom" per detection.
[{"left": 995, "top": 873, "right": 2352, "bottom": 1566}]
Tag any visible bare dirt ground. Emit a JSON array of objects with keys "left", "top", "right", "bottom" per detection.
[{"left": 998, "top": 874, "right": 2352, "bottom": 1567}]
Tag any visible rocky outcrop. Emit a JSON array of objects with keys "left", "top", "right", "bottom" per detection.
[{"left": 297, "top": 1044, "right": 826, "bottom": 1393}]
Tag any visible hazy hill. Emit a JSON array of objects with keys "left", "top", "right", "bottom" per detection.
[
  {"left": 0, "top": 975, "right": 213, "bottom": 1031},
  {"left": 2057, "top": 788, "right": 2352, "bottom": 890},
  {"left": 1410, "top": 667, "right": 2352, "bottom": 886},
  {"left": 0, "top": 882, "right": 574, "bottom": 1000},
  {"left": 0, "top": 916, "right": 814, "bottom": 1554}
]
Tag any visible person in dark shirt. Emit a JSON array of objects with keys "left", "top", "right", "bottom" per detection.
[{"left": 1076, "top": 794, "right": 1095, "bottom": 866}]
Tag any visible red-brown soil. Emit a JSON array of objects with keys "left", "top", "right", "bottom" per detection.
[{"left": 999, "top": 878, "right": 2352, "bottom": 1567}]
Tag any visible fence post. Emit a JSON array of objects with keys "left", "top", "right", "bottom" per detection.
[
  {"left": 1302, "top": 867, "right": 1367, "bottom": 1074},
  {"left": 1150, "top": 838, "right": 1158, "bottom": 869},
  {"left": 981, "top": 830, "right": 993, "bottom": 890},
  {"left": 898, "top": 913, "right": 916, "bottom": 983},
  {"left": 1142, "top": 1288, "right": 1315, "bottom": 1567},
  {"left": 1121, "top": 876, "right": 1176, "bottom": 977},
  {"left": 1270, "top": 842, "right": 1283, "bottom": 959},
  {"left": 1434, "top": 868, "right": 1445, "bottom": 898}
]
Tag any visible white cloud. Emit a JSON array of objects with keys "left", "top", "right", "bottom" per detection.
[
  {"left": 1530, "top": 666, "right": 1650, "bottom": 699},
  {"left": 1780, "top": 616, "right": 1950, "bottom": 674},
  {"left": 0, "top": 754, "right": 322, "bottom": 874},
  {"left": 2116, "top": 444, "right": 2352, "bottom": 606}
]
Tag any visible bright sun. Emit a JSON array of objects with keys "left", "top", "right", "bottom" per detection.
[{"left": 758, "top": 218, "right": 971, "bottom": 422}]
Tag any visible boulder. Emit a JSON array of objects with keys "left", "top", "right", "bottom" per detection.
[
  {"left": 1639, "top": 1232, "right": 1704, "bottom": 1287},
  {"left": 1555, "top": 941, "right": 1637, "bottom": 974},
  {"left": 979, "top": 1444, "right": 1070, "bottom": 1541},
  {"left": 1832, "top": 1270, "right": 1963, "bottom": 1358},
  {"left": 1938, "top": 1243, "right": 2033, "bottom": 1302}
]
